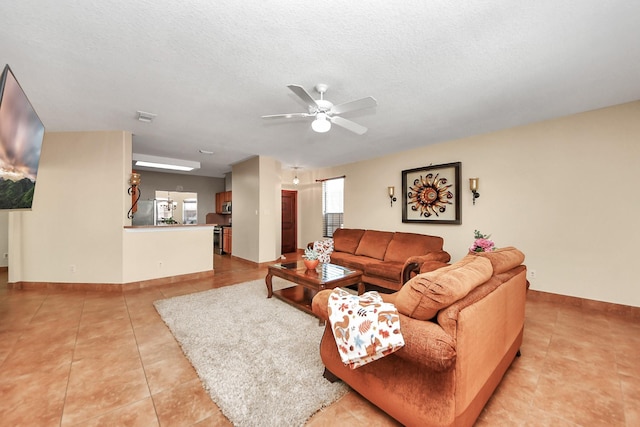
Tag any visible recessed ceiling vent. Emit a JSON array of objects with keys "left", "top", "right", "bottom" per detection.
[{"left": 136, "top": 110, "right": 157, "bottom": 123}]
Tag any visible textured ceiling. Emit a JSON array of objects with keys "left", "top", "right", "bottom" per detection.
[{"left": 2, "top": 1, "right": 639, "bottom": 177}]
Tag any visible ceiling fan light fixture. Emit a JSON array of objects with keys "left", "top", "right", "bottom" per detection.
[
  {"left": 292, "top": 166, "right": 301, "bottom": 185},
  {"left": 311, "top": 113, "right": 331, "bottom": 133}
]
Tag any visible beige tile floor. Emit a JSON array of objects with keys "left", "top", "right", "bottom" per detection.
[{"left": 1, "top": 254, "right": 638, "bottom": 426}]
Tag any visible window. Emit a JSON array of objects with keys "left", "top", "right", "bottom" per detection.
[
  {"left": 183, "top": 199, "right": 197, "bottom": 224},
  {"left": 155, "top": 198, "right": 175, "bottom": 221},
  {"left": 322, "top": 177, "right": 344, "bottom": 237}
]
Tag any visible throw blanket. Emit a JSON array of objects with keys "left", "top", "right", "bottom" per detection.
[{"left": 327, "top": 288, "right": 404, "bottom": 369}]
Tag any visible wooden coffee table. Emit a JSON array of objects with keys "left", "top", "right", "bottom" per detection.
[{"left": 266, "top": 262, "right": 363, "bottom": 322}]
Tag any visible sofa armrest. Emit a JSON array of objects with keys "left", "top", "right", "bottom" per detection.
[
  {"left": 313, "top": 290, "right": 456, "bottom": 372},
  {"left": 311, "top": 289, "right": 333, "bottom": 320},
  {"left": 402, "top": 251, "right": 451, "bottom": 283},
  {"left": 405, "top": 251, "right": 451, "bottom": 265},
  {"left": 391, "top": 314, "right": 457, "bottom": 372}
]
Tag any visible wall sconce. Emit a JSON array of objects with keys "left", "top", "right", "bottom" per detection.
[
  {"left": 469, "top": 178, "right": 480, "bottom": 205},
  {"left": 127, "top": 172, "right": 142, "bottom": 219},
  {"left": 388, "top": 186, "right": 397, "bottom": 207}
]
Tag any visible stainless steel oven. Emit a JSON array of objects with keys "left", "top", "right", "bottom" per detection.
[{"left": 213, "top": 226, "right": 224, "bottom": 255}]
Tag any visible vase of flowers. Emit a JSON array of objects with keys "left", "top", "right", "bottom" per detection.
[
  {"left": 470, "top": 230, "right": 495, "bottom": 253},
  {"left": 303, "top": 247, "right": 320, "bottom": 270}
]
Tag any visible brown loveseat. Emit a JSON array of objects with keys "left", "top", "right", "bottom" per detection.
[
  {"left": 325, "top": 228, "right": 451, "bottom": 292},
  {"left": 311, "top": 247, "right": 527, "bottom": 427}
]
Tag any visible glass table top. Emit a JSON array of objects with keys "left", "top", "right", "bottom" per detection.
[{"left": 270, "top": 261, "right": 358, "bottom": 283}]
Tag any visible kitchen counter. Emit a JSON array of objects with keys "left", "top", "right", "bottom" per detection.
[
  {"left": 123, "top": 224, "right": 214, "bottom": 283},
  {"left": 124, "top": 224, "right": 216, "bottom": 229}
]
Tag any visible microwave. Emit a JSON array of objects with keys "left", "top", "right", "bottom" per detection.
[{"left": 222, "top": 201, "right": 232, "bottom": 214}]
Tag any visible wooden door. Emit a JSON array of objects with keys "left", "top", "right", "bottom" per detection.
[{"left": 281, "top": 190, "right": 297, "bottom": 254}]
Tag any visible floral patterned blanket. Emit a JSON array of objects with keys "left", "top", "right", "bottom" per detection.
[{"left": 327, "top": 288, "right": 404, "bottom": 369}]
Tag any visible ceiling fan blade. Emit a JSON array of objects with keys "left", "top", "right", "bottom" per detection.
[
  {"left": 331, "top": 96, "right": 377, "bottom": 115},
  {"left": 287, "top": 85, "right": 319, "bottom": 110},
  {"left": 330, "top": 116, "right": 368, "bottom": 135},
  {"left": 261, "top": 112, "right": 313, "bottom": 119}
]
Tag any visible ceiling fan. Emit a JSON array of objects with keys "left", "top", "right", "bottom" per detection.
[{"left": 261, "top": 84, "right": 377, "bottom": 135}]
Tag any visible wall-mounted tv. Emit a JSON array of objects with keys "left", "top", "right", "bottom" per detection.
[{"left": 0, "top": 65, "right": 45, "bottom": 210}]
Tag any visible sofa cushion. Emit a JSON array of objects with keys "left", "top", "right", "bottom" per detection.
[
  {"left": 332, "top": 228, "right": 366, "bottom": 254},
  {"left": 329, "top": 252, "right": 369, "bottom": 271},
  {"left": 354, "top": 230, "right": 394, "bottom": 260},
  {"left": 364, "top": 260, "right": 404, "bottom": 281},
  {"left": 394, "top": 255, "right": 493, "bottom": 320},
  {"left": 384, "top": 232, "right": 444, "bottom": 263},
  {"left": 470, "top": 246, "right": 525, "bottom": 274}
]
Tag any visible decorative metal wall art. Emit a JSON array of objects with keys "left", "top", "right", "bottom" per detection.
[{"left": 402, "top": 162, "right": 461, "bottom": 224}]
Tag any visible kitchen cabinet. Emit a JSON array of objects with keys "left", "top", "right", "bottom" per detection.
[
  {"left": 215, "top": 191, "right": 232, "bottom": 214},
  {"left": 223, "top": 227, "right": 232, "bottom": 254}
]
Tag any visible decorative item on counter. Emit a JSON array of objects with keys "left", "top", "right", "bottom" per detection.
[
  {"left": 303, "top": 247, "right": 320, "bottom": 270},
  {"left": 470, "top": 230, "right": 495, "bottom": 253}
]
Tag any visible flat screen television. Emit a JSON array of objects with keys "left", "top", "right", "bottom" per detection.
[{"left": 0, "top": 65, "right": 45, "bottom": 210}]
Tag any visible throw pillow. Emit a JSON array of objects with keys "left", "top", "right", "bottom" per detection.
[
  {"left": 394, "top": 255, "right": 493, "bottom": 320},
  {"left": 312, "top": 239, "right": 334, "bottom": 263},
  {"left": 354, "top": 230, "right": 394, "bottom": 260},
  {"left": 332, "top": 228, "right": 366, "bottom": 254},
  {"left": 471, "top": 246, "right": 525, "bottom": 274}
]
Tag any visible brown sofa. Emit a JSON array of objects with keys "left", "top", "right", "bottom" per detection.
[
  {"left": 311, "top": 247, "right": 527, "bottom": 427},
  {"left": 325, "top": 228, "right": 451, "bottom": 292}
]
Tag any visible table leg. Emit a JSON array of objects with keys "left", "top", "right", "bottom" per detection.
[
  {"left": 265, "top": 273, "right": 273, "bottom": 298},
  {"left": 357, "top": 282, "right": 365, "bottom": 295}
]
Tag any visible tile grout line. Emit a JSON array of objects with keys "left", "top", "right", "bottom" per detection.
[
  {"left": 123, "top": 289, "right": 162, "bottom": 426},
  {"left": 59, "top": 290, "right": 86, "bottom": 427}
]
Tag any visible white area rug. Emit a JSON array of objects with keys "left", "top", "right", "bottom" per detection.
[{"left": 154, "top": 278, "right": 348, "bottom": 427}]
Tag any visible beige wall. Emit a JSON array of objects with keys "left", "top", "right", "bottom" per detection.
[
  {"left": 0, "top": 212, "right": 8, "bottom": 268},
  {"left": 232, "top": 156, "right": 282, "bottom": 263},
  {"left": 123, "top": 227, "right": 213, "bottom": 282},
  {"left": 297, "top": 101, "right": 640, "bottom": 307},
  {"left": 9, "top": 131, "right": 131, "bottom": 283},
  {"left": 8, "top": 130, "right": 213, "bottom": 285},
  {"left": 258, "top": 156, "right": 282, "bottom": 262},
  {"left": 232, "top": 157, "right": 260, "bottom": 262}
]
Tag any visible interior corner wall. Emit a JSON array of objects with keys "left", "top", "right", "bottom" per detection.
[
  {"left": 258, "top": 156, "right": 282, "bottom": 262},
  {"left": 0, "top": 212, "right": 8, "bottom": 268},
  {"left": 8, "top": 131, "right": 131, "bottom": 284},
  {"left": 298, "top": 101, "right": 640, "bottom": 308},
  {"left": 231, "top": 157, "right": 260, "bottom": 263},
  {"left": 232, "top": 156, "right": 282, "bottom": 264}
]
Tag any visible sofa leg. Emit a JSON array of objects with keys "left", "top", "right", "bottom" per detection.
[
  {"left": 516, "top": 349, "right": 521, "bottom": 357},
  {"left": 323, "top": 368, "right": 340, "bottom": 383}
]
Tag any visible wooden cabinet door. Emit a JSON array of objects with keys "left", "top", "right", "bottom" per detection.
[
  {"left": 215, "top": 192, "right": 223, "bottom": 213},
  {"left": 223, "top": 228, "right": 232, "bottom": 254}
]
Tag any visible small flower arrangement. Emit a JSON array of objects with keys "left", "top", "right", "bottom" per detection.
[
  {"left": 470, "top": 230, "right": 495, "bottom": 253},
  {"left": 303, "top": 247, "right": 319, "bottom": 260}
]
